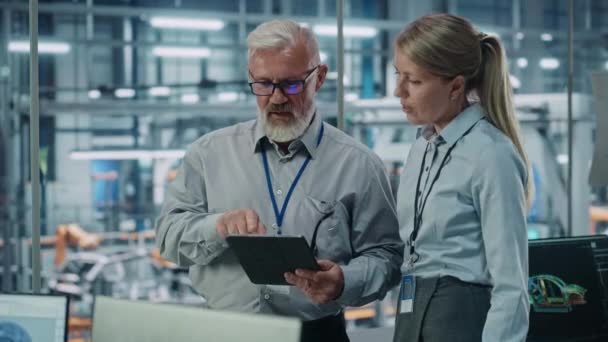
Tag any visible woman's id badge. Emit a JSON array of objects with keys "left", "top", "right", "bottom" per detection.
[{"left": 399, "top": 274, "right": 415, "bottom": 313}]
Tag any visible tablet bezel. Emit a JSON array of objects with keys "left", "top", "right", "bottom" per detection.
[{"left": 226, "top": 235, "right": 320, "bottom": 285}]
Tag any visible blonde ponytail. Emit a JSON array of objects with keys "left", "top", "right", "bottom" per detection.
[{"left": 475, "top": 35, "right": 534, "bottom": 205}]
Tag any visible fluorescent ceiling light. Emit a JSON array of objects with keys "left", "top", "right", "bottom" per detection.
[
  {"left": 515, "top": 32, "right": 525, "bottom": 40},
  {"left": 326, "top": 71, "right": 350, "bottom": 85},
  {"left": 70, "top": 149, "right": 185, "bottom": 160},
  {"left": 313, "top": 25, "right": 378, "bottom": 38},
  {"left": 539, "top": 58, "right": 559, "bottom": 70},
  {"left": 152, "top": 46, "right": 211, "bottom": 59},
  {"left": 88, "top": 89, "right": 101, "bottom": 99},
  {"left": 509, "top": 75, "right": 521, "bottom": 89},
  {"left": 320, "top": 51, "right": 328, "bottom": 62},
  {"left": 8, "top": 41, "right": 71, "bottom": 54},
  {"left": 516, "top": 57, "right": 528, "bottom": 68},
  {"left": 217, "top": 91, "right": 239, "bottom": 102},
  {"left": 148, "top": 86, "right": 171, "bottom": 97},
  {"left": 181, "top": 93, "right": 199, "bottom": 104},
  {"left": 0, "top": 66, "right": 9, "bottom": 78},
  {"left": 149, "top": 17, "right": 224, "bottom": 31},
  {"left": 114, "top": 88, "right": 136, "bottom": 98},
  {"left": 540, "top": 33, "right": 553, "bottom": 42},
  {"left": 477, "top": 27, "right": 499, "bottom": 39},
  {"left": 344, "top": 92, "right": 359, "bottom": 101}
]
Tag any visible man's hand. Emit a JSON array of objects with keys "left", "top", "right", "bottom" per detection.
[
  {"left": 284, "top": 259, "right": 345, "bottom": 305},
  {"left": 215, "top": 209, "right": 267, "bottom": 238}
]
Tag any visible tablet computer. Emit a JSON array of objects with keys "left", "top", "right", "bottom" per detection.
[{"left": 226, "top": 235, "right": 320, "bottom": 285}]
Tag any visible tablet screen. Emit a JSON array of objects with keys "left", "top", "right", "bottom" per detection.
[{"left": 226, "top": 235, "right": 319, "bottom": 285}]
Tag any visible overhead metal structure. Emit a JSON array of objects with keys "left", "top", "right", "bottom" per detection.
[{"left": 29, "top": 0, "right": 42, "bottom": 294}]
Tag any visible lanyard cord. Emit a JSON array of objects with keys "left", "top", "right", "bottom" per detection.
[
  {"left": 261, "top": 123, "right": 324, "bottom": 234},
  {"left": 408, "top": 119, "right": 482, "bottom": 263},
  {"left": 410, "top": 142, "right": 457, "bottom": 258},
  {"left": 309, "top": 210, "right": 334, "bottom": 254}
]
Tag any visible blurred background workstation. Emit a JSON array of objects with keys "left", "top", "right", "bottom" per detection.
[{"left": 1, "top": 0, "right": 608, "bottom": 341}]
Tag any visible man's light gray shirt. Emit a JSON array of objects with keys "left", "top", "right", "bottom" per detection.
[
  {"left": 155, "top": 113, "right": 403, "bottom": 321},
  {"left": 396, "top": 104, "right": 529, "bottom": 342}
]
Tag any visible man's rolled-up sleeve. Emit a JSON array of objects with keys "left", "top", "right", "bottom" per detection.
[
  {"left": 336, "top": 155, "right": 404, "bottom": 307},
  {"left": 154, "top": 145, "right": 228, "bottom": 267}
]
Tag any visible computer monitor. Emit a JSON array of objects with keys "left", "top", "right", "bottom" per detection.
[
  {"left": 528, "top": 235, "right": 608, "bottom": 339},
  {"left": 0, "top": 293, "right": 68, "bottom": 342},
  {"left": 92, "top": 296, "right": 301, "bottom": 342}
]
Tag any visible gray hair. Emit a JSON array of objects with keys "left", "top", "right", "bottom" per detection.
[{"left": 247, "top": 19, "right": 320, "bottom": 67}]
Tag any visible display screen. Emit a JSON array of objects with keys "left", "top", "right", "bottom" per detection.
[
  {"left": 528, "top": 237, "right": 607, "bottom": 338},
  {"left": 0, "top": 294, "right": 68, "bottom": 342}
]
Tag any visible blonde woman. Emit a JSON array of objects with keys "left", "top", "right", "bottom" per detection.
[{"left": 392, "top": 14, "right": 531, "bottom": 342}]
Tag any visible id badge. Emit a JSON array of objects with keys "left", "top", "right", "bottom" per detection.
[{"left": 399, "top": 274, "right": 415, "bottom": 314}]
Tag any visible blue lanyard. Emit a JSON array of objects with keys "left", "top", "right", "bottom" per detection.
[{"left": 261, "top": 123, "right": 324, "bottom": 234}]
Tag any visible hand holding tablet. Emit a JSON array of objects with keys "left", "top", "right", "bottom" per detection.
[{"left": 226, "top": 235, "right": 319, "bottom": 286}]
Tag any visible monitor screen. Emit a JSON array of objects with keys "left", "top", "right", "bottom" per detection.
[
  {"left": 0, "top": 294, "right": 68, "bottom": 342},
  {"left": 92, "top": 296, "right": 301, "bottom": 342},
  {"left": 528, "top": 236, "right": 608, "bottom": 338}
]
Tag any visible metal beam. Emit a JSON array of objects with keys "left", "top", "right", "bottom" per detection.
[
  {"left": 512, "top": 0, "right": 521, "bottom": 50},
  {"left": 7, "top": 37, "right": 396, "bottom": 59},
  {"left": 0, "top": 2, "right": 445, "bottom": 32},
  {"left": 448, "top": 0, "right": 459, "bottom": 14},
  {"left": 567, "top": 0, "right": 574, "bottom": 236},
  {"left": 337, "top": 0, "right": 344, "bottom": 131},
  {"left": 39, "top": 99, "right": 345, "bottom": 118},
  {"left": 0, "top": 8, "right": 13, "bottom": 293},
  {"left": 2, "top": 3, "right": 606, "bottom": 42},
  {"left": 29, "top": 0, "right": 41, "bottom": 294},
  {"left": 318, "top": 0, "right": 326, "bottom": 17},
  {"left": 584, "top": 0, "right": 592, "bottom": 30},
  {"left": 1, "top": 2, "right": 607, "bottom": 40}
]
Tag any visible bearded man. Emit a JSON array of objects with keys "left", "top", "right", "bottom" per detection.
[{"left": 155, "top": 19, "right": 403, "bottom": 342}]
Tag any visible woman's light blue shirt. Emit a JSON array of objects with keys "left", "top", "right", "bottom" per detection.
[{"left": 397, "top": 103, "right": 529, "bottom": 342}]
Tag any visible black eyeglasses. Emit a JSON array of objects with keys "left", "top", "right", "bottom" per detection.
[{"left": 248, "top": 65, "right": 320, "bottom": 96}]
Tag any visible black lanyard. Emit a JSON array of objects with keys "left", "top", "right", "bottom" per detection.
[
  {"left": 310, "top": 210, "right": 334, "bottom": 254},
  {"left": 261, "top": 123, "right": 324, "bottom": 235},
  {"left": 408, "top": 120, "right": 482, "bottom": 264}
]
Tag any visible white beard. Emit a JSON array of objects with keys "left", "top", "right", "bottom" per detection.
[{"left": 260, "top": 101, "right": 315, "bottom": 143}]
